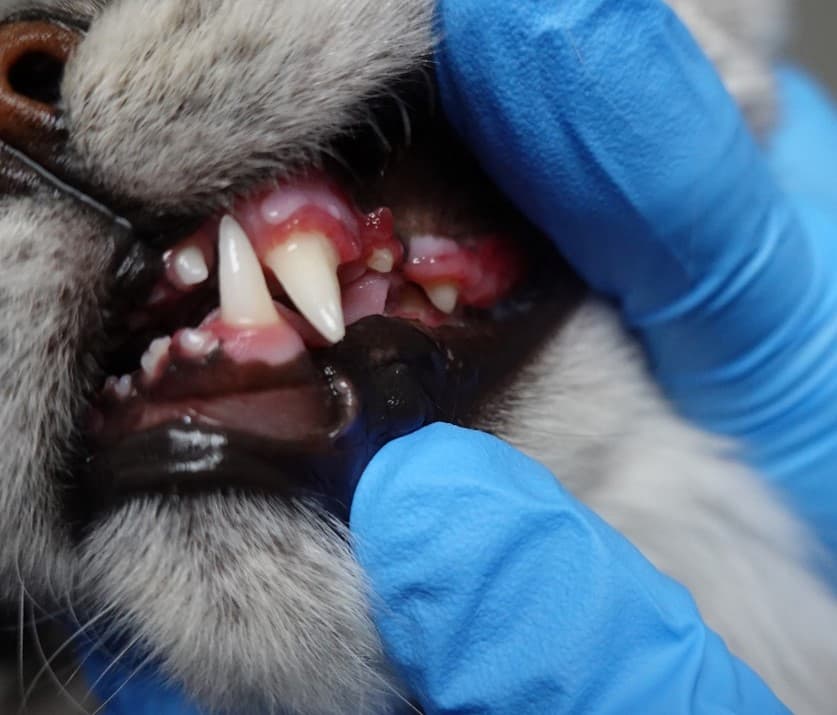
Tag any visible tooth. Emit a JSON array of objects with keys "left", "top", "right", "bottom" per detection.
[
  {"left": 114, "top": 375, "right": 133, "bottom": 400},
  {"left": 218, "top": 215, "right": 281, "bottom": 327},
  {"left": 173, "top": 246, "right": 209, "bottom": 286},
  {"left": 141, "top": 337, "right": 171, "bottom": 378},
  {"left": 367, "top": 248, "right": 394, "bottom": 274},
  {"left": 264, "top": 232, "right": 345, "bottom": 344},
  {"left": 178, "top": 328, "right": 219, "bottom": 358},
  {"left": 424, "top": 282, "right": 459, "bottom": 314}
]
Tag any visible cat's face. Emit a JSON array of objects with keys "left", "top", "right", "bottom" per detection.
[{"left": 0, "top": 1, "right": 780, "bottom": 713}]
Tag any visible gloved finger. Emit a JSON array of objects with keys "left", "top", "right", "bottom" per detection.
[
  {"left": 351, "top": 424, "right": 788, "bottom": 714},
  {"left": 435, "top": 0, "right": 837, "bottom": 549},
  {"left": 435, "top": 0, "right": 802, "bottom": 336},
  {"left": 767, "top": 67, "right": 837, "bottom": 214}
]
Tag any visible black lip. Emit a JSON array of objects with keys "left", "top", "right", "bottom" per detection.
[{"left": 81, "top": 266, "right": 583, "bottom": 522}]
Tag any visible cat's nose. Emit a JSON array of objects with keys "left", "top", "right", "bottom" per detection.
[{"left": 0, "top": 20, "right": 79, "bottom": 161}]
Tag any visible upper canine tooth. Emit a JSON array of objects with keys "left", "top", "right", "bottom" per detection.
[
  {"left": 218, "top": 215, "right": 281, "bottom": 327},
  {"left": 264, "top": 232, "right": 345, "bottom": 344},
  {"left": 424, "top": 282, "right": 459, "bottom": 314},
  {"left": 172, "top": 246, "right": 209, "bottom": 286}
]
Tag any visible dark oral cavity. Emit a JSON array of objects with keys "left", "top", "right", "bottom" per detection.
[{"left": 99, "top": 171, "right": 526, "bottom": 399}]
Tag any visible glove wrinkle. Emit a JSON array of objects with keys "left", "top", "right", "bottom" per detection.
[
  {"left": 436, "top": 0, "right": 837, "bottom": 554},
  {"left": 352, "top": 424, "right": 789, "bottom": 714}
]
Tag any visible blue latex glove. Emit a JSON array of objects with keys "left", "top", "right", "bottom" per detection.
[
  {"left": 435, "top": 0, "right": 837, "bottom": 555},
  {"left": 352, "top": 423, "right": 789, "bottom": 714}
]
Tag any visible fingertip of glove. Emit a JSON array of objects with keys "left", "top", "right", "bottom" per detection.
[
  {"left": 350, "top": 423, "right": 496, "bottom": 528},
  {"left": 350, "top": 422, "right": 568, "bottom": 537}
]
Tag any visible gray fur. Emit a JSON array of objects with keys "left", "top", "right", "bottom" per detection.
[
  {"left": 1, "top": 1, "right": 835, "bottom": 714},
  {"left": 63, "top": 0, "right": 435, "bottom": 214}
]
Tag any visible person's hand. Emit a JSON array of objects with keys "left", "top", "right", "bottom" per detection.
[
  {"left": 435, "top": 0, "right": 837, "bottom": 554},
  {"left": 351, "top": 424, "right": 789, "bottom": 714}
]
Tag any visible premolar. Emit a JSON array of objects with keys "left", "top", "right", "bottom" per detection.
[
  {"left": 263, "top": 231, "right": 346, "bottom": 344},
  {"left": 218, "top": 215, "right": 283, "bottom": 328},
  {"left": 423, "top": 282, "right": 459, "bottom": 315},
  {"left": 367, "top": 247, "right": 395, "bottom": 274}
]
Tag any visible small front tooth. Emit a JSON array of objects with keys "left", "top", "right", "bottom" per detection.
[
  {"left": 178, "top": 328, "right": 219, "bottom": 358},
  {"left": 141, "top": 337, "right": 172, "bottom": 378},
  {"left": 424, "top": 282, "right": 459, "bottom": 314},
  {"left": 367, "top": 248, "right": 394, "bottom": 273},
  {"left": 265, "top": 232, "right": 345, "bottom": 344},
  {"left": 218, "top": 215, "right": 281, "bottom": 327},
  {"left": 173, "top": 246, "right": 209, "bottom": 286},
  {"left": 114, "top": 375, "right": 133, "bottom": 400}
]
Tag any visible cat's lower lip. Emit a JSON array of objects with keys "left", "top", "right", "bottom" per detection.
[
  {"left": 82, "top": 316, "right": 492, "bottom": 518},
  {"left": 81, "top": 269, "right": 581, "bottom": 520}
]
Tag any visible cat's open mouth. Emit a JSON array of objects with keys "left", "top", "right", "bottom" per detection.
[
  {"left": 0, "top": 38, "right": 581, "bottom": 519},
  {"left": 79, "top": 143, "right": 581, "bottom": 518}
]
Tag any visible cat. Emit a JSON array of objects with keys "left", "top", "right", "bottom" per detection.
[{"left": 0, "top": 1, "right": 835, "bottom": 714}]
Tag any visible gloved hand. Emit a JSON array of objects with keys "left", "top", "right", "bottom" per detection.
[
  {"left": 352, "top": 423, "right": 789, "bottom": 714},
  {"left": 435, "top": 0, "right": 837, "bottom": 555},
  {"left": 348, "top": 2, "right": 837, "bottom": 713}
]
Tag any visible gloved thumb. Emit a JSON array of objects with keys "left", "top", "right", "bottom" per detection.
[{"left": 351, "top": 424, "right": 787, "bottom": 714}]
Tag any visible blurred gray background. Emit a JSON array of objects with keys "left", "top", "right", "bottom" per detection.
[{"left": 792, "top": 0, "right": 836, "bottom": 93}]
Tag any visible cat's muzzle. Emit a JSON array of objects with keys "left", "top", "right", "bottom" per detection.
[{"left": 0, "top": 15, "right": 582, "bottom": 522}]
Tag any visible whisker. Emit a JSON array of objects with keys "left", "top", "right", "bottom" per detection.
[
  {"left": 17, "top": 603, "right": 112, "bottom": 715},
  {"left": 81, "top": 631, "right": 145, "bottom": 706},
  {"left": 17, "top": 585, "right": 25, "bottom": 704},
  {"left": 21, "top": 603, "right": 93, "bottom": 715},
  {"left": 89, "top": 651, "right": 155, "bottom": 715},
  {"left": 366, "top": 111, "right": 392, "bottom": 155},
  {"left": 391, "top": 92, "right": 412, "bottom": 148}
]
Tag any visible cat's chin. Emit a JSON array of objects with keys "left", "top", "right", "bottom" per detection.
[{"left": 78, "top": 491, "right": 399, "bottom": 715}]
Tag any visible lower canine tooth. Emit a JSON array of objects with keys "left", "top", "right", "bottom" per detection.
[
  {"left": 219, "top": 215, "right": 281, "bottom": 327},
  {"left": 424, "top": 282, "right": 459, "bottom": 314},
  {"left": 265, "top": 232, "right": 345, "bottom": 344}
]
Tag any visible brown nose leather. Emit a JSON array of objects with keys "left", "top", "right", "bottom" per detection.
[{"left": 0, "top": 20, "right": 79, "bottom": 160}]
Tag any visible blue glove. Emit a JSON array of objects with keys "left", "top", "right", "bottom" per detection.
[
  {"left": 435, "top": 0, "right": 837, "bottom": 555},
  {"left": 79, "top": 646, "right": 203, "bottom": 715},
  {"left": 352, "top": 423, "right": 789, "bottom": 714}
]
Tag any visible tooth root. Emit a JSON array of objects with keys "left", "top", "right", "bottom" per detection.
[
  {"left": 265, "top": 232, "right": 345, "bottom": 344},
  {"left": 173, "top": 246, "right": 210, "bottom": 286},
  {"left": 424, "top": 282, "right": 459, "bottom": 314},
  {"left": 367, "top": 248, "right": 394, "bottom": 274},
  {"left": 218, "top": 215, "right": 281, "bottom": 327}
]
